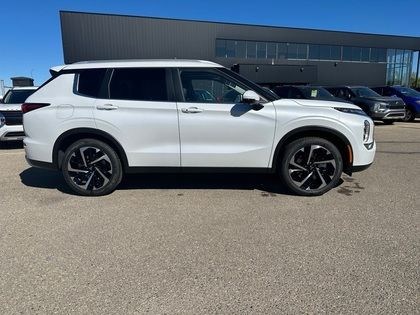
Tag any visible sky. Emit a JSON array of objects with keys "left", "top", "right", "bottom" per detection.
[{"left": 1, "top": 0, "right": 419, "bottom": 86}]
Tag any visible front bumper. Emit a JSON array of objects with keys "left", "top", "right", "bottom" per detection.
[
  {"left": 370, "top": 108, "right": 406, "bottom": 120},
  {"left": 0, "top": 124, "right": 25, "bottom": 141},
  {"left": 350, "top": 162, "right": 372, "bottom": 173}
]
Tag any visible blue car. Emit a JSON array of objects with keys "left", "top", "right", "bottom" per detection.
[{"left": 372, "top": 86, "right": 420, "bottom": 121}]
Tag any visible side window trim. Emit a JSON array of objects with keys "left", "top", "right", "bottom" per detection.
[
  {"left": 99, "top": 68, "right": 113, "bottom": 99},
  {"left": 172, "top": 68, "right": 185, "bottom": 102}
]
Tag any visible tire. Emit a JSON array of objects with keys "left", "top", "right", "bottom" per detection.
[
  {"left": 62, "top": 139, "right": 123, "bottom": 196},
  {"left": 279, "top": 137, "right": 343, "bottom": 196},
  {"left": 383, "top": 120, "right": 394, "bottom": 125},
  {"left": 403, "top": 108, "right": 415, "bottom": 122}
]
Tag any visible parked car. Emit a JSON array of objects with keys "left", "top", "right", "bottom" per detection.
[
  {"left": 371, "top": 86, "right": 420, "bottom": 122},
  {"left": 23, "top": 60, "right": 375, "bottom": 196},
  {"left": 325, "top": 86, "right": 405, "bottom": 124},
  {"left": 0, "top": 86, "right": 38, "bottom": 141},
  {"left": 273, "top": 85, "right": 352, "bottom": 103}
]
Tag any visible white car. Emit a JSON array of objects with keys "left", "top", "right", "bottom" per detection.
[
  {"left": 23, "top": 60, "right": 375, "bottom": 196},
  {"left": 0, "top": 86, "right": 37, "bottom": 141}
]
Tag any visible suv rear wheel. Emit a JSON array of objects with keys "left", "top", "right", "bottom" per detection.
[
  {"left": 280, "top": 137, "right": 343, "bottom": 196},
  {"left": 62, "top": 139, "right": 123, "bottom": 196}
]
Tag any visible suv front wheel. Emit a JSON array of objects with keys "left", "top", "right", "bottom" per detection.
[
  {"left": 62, "top": 139, "right": 123, "bottom": 196},
  {"left": 280, "top": 137, "right": 343, "bottom": 196}
]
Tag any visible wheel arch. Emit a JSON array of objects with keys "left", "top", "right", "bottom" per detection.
[
  {"left": 271, "top": 126, "right": 354, "bottom": 175},
  {"left": 52, "top": 128, "right": 129, "bottom": 171}
]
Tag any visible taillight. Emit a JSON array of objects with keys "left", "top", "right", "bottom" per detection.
[{"left": 21, "top": 103, "right": 50, "bottom": 114}]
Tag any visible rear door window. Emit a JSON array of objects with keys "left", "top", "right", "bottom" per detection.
[
  {"left": 77, "top": 69, "right": 107, "bottom": 98},
  {"left": 109, "top": 68, "right": 168, "bottom": 101}
]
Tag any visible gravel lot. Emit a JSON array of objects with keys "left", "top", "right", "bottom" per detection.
[{"left": 0, "top": 121, "right": 419, "bottom": 314}]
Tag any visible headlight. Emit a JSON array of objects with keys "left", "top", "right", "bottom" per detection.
[
  {"left": 416, "top": 100, "right": 420, "bottom": 105},
  {"left": 0, "top": 115, "right": 5, "bottom": 127},
  {"left": 373, "top": 102, "right": 389, "bottom": 112},
  {"left": 334, "top": 107, "right": 366, "bottom": 116},
  {"left": 363, "top": 120, "right": 370, "bottom": 142}
]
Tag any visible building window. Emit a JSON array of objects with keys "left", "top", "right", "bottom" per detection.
[
  {"left": 267, "top": 42, "right": 276, "bottom": 59},
  {"left": 409, "top": 51, "right": 419, "bottom": 88},
  {"left": 236, "top": 41, "right": 246, "bottom": 58},
  {"left": 386, "top": 49, "right": 414, "bottom": 86},
  {"left": 277, "top": 43, "right": 287, "bottom": 59},
  {"left": 330, "top": 46, "right": 341, "bottom": 60},
  {"left": 370, "top": 48, "right": 386, "bottom": 62},
  {"left": 257, "top": 42, "right": 267, "bottom": 59},
  {"left": 310, "top": 44, "right": 342, "bottom": 61},
  {"left": 287, "top": 43, "right": 307, "bottom": 59},
  {"left": 361, "top": 48, "right": 370, "bottom": 62},
  {"left": 215, "top": 39, "right": 226, "bottom": 57},
  {"left": 343, "top": 46, "right": 362, "bottom": 62},
  {"left": 308, "top": 44, "right": 320, "bottom": 59},
  {"left": 215, "top": 38, "right": 405, "bottom": 79},
  {"left": 226, "top": 40, "right": 235, "bottom": 58},
  {"left": 342, "top": 47, "right": 352, "bottom": 61},
  {"left": 246, "top": 41, "right": 256, "bottom": 58}
]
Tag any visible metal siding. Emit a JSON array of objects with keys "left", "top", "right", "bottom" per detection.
[{"left": 60, "top": 11, "right": 420, "bottom": 86}]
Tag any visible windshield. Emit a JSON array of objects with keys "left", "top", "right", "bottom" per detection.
[
  {"left": 350, "top": 87, "right": 381, "bottom": 98},
  {"left": 299, "top": 87, "right": 335, "bottom": 99},
  {"left": 351, "top": 87, "right": 381, "bottom": 97},
  {"left": 396, "top": 87, "right": 420, "bottom": 98},
  {"left": 2, "top": 89, "right": 35, "bottom": 104}
]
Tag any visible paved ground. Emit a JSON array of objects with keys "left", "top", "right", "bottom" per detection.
[{"left": 0, "top": 121, "right": 419, "bottom": 314}]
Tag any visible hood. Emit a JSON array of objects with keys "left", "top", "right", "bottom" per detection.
[
  {"left": 360, "top": 96, "right": 401, "bottom": 102},
  {"left": 280, "top": 99, "right": 361, "bottom": 110},
  {"left": 0, "top": 104, "right": 22, "bottom": 111}
]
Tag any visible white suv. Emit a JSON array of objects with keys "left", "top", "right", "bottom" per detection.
[
  {"left": 23, "top": 60, "right": 375, "bottom": 196},
  {"left": 0, "top": 86, "right": 37, "bottom": 141}
]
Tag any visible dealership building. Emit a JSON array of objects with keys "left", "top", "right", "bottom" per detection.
[{"left": 60, "top": 11, "right": 420, "bottom": 88}]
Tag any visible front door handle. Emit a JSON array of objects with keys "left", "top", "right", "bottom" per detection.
[
  {"left": 181, "top": 107, "right": 203, "bottom": 113},
  {"left": 96, "top": 104, "right": 119, "bottom": 111}
]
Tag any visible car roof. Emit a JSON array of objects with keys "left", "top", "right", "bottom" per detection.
[
  {"left": 10, "top": 86, "right": 38, "bottom": 90},
  {"left": 53, "top": 59, "right": 223, "bottom": 71}
]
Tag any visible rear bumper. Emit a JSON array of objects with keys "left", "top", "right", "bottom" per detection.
[{"left": 0, "top": 125, "right": 24, "bottom": 141}]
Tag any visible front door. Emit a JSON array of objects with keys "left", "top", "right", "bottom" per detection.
[{"left": 176, "top": 68, "right": 276, "bottom": 168}]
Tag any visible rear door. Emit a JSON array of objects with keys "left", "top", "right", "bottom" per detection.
[
  {"left": 175, "top": 68, "right": 276, "bottom": 168},
  {"left": 93, "top": 67, "right": 180, "bottom": 167}
]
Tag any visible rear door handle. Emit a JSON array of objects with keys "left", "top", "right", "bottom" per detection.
[
  {"left": 96, "top": 104, "right": 119, "bottom": 110},
  {"left": 181, "top": 107, "right": 203, "bottom": 113}
]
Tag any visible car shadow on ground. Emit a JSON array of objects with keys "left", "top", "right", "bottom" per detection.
[
  {"left": 374, "top": 119, "right": 419, "bottom": 126},
  {"left": 0, "top": 141, "right": 23, "bottom": 150},
  {"left": 20, "top": 167, "right": 304, "bottom": 196}
]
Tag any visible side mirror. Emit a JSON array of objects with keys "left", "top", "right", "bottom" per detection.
[{"left": 242, "top": 90, "right": 260, "bottom": 104}]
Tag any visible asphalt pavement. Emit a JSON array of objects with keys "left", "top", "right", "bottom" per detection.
[{"left": 0, "top": 121, "right": 419, "bottom": 314}]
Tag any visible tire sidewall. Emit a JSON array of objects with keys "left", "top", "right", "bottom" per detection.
[
  {"left": 62, "top": 139, "right": 123, "bottom": 196},
  {"left": 280, "top": 137, "right": 343, "bottom": 196},
  {"left": 404, "top": 108, "right": 414, "bottom": 122}
]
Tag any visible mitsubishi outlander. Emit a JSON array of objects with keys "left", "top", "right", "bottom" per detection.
[{"left": 22, "top": 60, "right": 375, "bottom": 196}]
